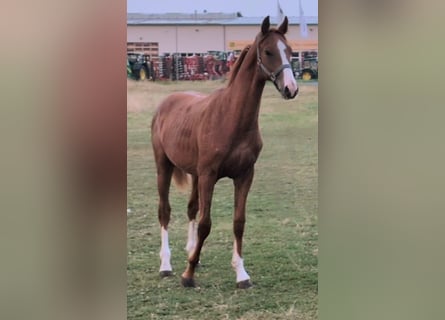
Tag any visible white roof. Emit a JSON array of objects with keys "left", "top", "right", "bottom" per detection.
[{"left": 127, "top": 13, "right": 318, "bottom": 26}]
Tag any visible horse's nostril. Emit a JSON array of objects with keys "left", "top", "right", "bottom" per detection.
[
  {"left": 284, "top": 86, "right": 290, "bottom": 95},
  {"left": 284, "top": 86, "right": 298, "bottom": 99}
]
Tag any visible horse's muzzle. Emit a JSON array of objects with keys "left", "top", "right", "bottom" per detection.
[
  {"left": 283, "top": 85, "right": 298, "bottom": 99},
  {"left": 280, "top": 68, "right": 298, "bottom": 99}
]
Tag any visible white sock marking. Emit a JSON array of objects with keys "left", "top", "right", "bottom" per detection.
[
  {"left": 185, "top": 220, "right": 197, "bottom": 258},
  {"left": 159, "top": 227, "right": 172, "bottom": 272},
  {"left": 231, "top": 241, "right": 250, "bottom": 283}
]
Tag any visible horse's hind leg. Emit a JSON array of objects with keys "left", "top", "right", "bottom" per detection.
[
  {"left": 155, "top": 154, "right": 174, "bottom": 277},
  {"left": 181, "top": 173, "right": 216, "bottom": 287},
  {"left": 185, "top": 175, "right": 199, "bottom": 258}
]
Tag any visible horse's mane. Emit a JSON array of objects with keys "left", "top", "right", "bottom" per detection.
[{"left": 228, "top": 45, "right": 251, "bottom": 86}]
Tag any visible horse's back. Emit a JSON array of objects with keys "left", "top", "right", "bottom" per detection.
[
  {"left": 156, "top": 91, "right": 206, "bottom": 114},
  {"left": 152, "top": 91, "right": 205, "bottom": 131}
]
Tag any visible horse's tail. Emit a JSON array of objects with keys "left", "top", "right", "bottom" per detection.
[{"left": 172, "top": 167, "right": 190, "bottom": 192}]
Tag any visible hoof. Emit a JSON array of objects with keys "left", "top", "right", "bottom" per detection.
[
  {"left": 236, "top": 279, "right": 253, "bottom": 289},
  {"left": 181, "top": 276, "right": 196, "bottom": 288},
  {"left": 159, "top": 270, "right": 173, "bottom": 278}
]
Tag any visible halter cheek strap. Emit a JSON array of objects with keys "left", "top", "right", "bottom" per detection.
[{"left": 256, "top": 46, "right": 291, "bottom": 83}]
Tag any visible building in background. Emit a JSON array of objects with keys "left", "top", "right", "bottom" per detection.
[
  {"left": 128, "top": 12, "right": 317, "bottom": 54},
  {"left": 127, "top": 12, "right": 318, "bottom": 80}
]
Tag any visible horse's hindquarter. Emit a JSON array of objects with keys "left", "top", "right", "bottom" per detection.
[{"left": 152, "top": 92, "right": 206, "bottom": 174}]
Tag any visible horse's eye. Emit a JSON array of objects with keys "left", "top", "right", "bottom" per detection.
[{"left": 265, "top": 50, "right": 273, "bottom": 57}]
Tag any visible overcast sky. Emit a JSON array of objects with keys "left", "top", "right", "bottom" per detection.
[{"left": 127, "top": 0, "right": 318, "bottom": 17}]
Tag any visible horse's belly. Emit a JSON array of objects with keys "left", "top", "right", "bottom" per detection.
[{"left": 162, "top": 136, "right": 198, "bottom": 174}]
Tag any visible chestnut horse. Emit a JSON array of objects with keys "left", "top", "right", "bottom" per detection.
[{"left": 151, "top": 16, "right": 298, "bottom": 289}]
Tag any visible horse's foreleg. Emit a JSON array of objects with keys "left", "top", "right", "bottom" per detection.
[
  {"left": 232, "top": 168, "right": 254, "bottom": 289},
  {"left": 181, "top": 173, "right": 216, "bottom": 287},
  {"left": 185, "top": 175, "right": 199, "bottom": 257},
  {"left": 156, "top": 162, "right": 174, "bottom": 277}
]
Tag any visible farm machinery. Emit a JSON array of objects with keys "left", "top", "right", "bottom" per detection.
[
  {"left": 156, "top": 51, "right": 231, "bottom": 81},
  {"left": 128, "top": 49, "right": 319, "bottom": 82},
  {"left": 291, "top": 51, "right": 318, "bottom": 80},
  {"left": 127, "top": 52, "right": 155, "bottom": 81}
]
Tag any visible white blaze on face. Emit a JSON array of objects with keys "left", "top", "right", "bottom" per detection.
[
  {"left": 231, "top": 241, "right": 250, "bottom": 283},
  {"left": 277, "top": 40, "right": 298, "bottom": 95},
  {"left": 159, "top": 227, "right": 172, "bottom": 272}
]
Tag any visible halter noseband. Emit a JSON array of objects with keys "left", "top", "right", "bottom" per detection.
[{"left": 256, "top": 45, "right": 292, "bottom": 84}]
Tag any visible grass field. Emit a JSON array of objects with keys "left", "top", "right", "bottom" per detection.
[{"left": 127, "top": 79, "right": 318, "bottom": 319}]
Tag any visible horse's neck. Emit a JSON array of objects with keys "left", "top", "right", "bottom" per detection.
[{"left": 226, "top": 47, "right": 265, "bottom": 131}]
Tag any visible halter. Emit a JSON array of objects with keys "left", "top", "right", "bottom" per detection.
[{"left": 256, "top": 45, "right": 292, "bottom": 84}]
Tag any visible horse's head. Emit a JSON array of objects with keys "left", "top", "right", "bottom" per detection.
[{"left": 257, "top": 16, "right": 299, "bottom": 100}]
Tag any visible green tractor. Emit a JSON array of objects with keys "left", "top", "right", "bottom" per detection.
[
  {"left": 127, "top": 52, "right": 154, "bottom": 81},
  {"left": 300, "top": 56, "right": 318, "bottom": 81},
  {"left": 291, "top": 52, "right": 318, "bottom": 81}
]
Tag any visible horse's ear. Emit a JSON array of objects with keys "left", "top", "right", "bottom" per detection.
[
  {"left": 278, "top": 16, "right": 288, "bottom": 34},
  {"left": 261, "top": 16, "right": 270, "bottom": 35}
]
